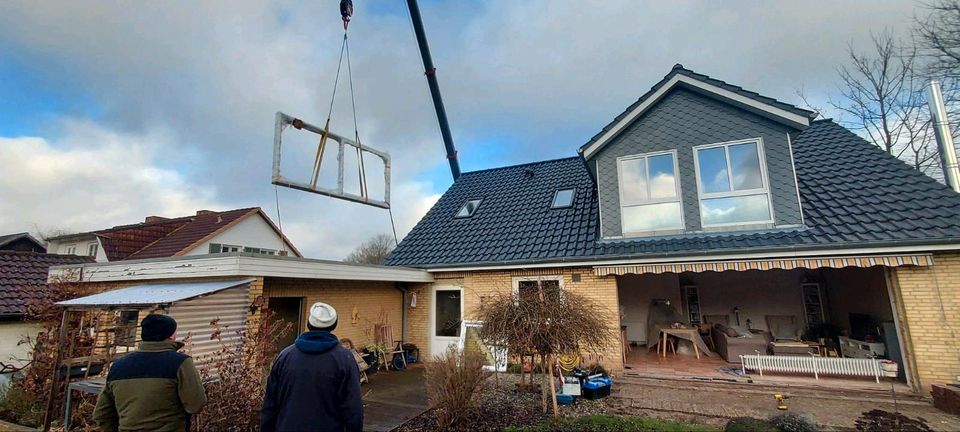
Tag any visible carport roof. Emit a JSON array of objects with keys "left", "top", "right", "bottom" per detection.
[{"left": 57, "top": 278, "right": 255, "bottom": 309}]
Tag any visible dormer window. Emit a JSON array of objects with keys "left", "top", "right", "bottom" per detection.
[
  {"left": 551, "top": 188, "right": 576, "bottom": 209},
  {"left": 455, "top": 199, "right": 482, "bottom": 218},
  {"left": 617, "top": 150, "right": 683, "bottom": 234},
  {"left": 694, "top": 138, "right": 773, "bottom": 227}
]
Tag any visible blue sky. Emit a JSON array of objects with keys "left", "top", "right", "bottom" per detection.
[{"left": 0, "top": 0, "right": 921, "bottom": 259}]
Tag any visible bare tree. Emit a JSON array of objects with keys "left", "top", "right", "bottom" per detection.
[
  {"left": 832, "top": 31, "right": 940, "bottom": 174},
  {"left": 343, "top": 233, "right": 395, "bottom": 265},
  {"left": 917, "top": 0, "right": 960, "bottom": 80}
]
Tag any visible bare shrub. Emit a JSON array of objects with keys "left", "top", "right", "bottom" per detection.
[
  {"left": 190, "top": 311, "right": 291, "bottom": 432},
  {"left": 476, "top": 285, "right": 614, "bottom": 414},
  {"left": 424, "top": 345, "right": 491, "bottom": 429},
  {"left": 0, "top": 278, "right": 96, "bottom": 428}
]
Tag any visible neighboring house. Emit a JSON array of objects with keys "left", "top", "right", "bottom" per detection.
[
  {"left": 45, "top": 207, "right": 301, "bottom": 262},
  {"left": 384, "top": 65, "right": 960, "bottom": 393},
  {"left": 0, "top": 233, "right": 45, "bottom": 253},
  {"left": 0, "top": 251, "right": 93, "bottom": 380}
]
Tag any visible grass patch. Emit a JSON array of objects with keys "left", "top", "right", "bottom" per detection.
[{"left": 505, "top": 414, "right": 717, "bottom": 432}]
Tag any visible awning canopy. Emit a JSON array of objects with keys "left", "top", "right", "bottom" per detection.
[
  {"left": 57, "top": 278, "right": 255, "bottom": 310},
  {"left": 593, "top": 253, "right": 934, "bottom": 277}
]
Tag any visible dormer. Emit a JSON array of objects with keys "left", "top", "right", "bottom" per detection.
[{"left": 580, "top": 65, "right": 817, "bottom": 239}]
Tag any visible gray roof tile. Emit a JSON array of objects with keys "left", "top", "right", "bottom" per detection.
[{"left": 385, "top": 120, "right": 960, "bottom": 268}]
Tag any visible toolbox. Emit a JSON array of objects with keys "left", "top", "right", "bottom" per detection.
[{"left": 582, "top": 376, "right": 612, "bottom": 400}]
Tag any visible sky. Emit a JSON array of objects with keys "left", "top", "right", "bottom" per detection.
[{"left": 0, "top": 0, "right": 924, "bottom": 260}]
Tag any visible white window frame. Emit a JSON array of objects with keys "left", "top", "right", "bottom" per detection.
[
  {"left": 219, "top": 244, "right": 242, "bottom": 253},
  {"left": 551, "top": 188, "right": 576, "bottom": 209},
  {"left": 693, "top": 137, "right": 774, "bottom": 228},
  {"left": 616, "top": 149, "right": 684, "bottom": 234},
  {"left": 65, "top": 244, "right": 77, "bottom": 255},
  {"left": 512, "top": 275, "right": 565, "bottom": 303},
  {"left": 87, "top": 243, "right": 99, "bottom": 257}
]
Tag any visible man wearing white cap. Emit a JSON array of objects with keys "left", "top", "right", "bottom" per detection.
[{"left": 261, "top": 302, "right": 363, "bottom": 432}]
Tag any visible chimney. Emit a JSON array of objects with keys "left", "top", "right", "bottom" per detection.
[
  {"left": 144, "top": 216, "right": 168, "bottom": 223},
  {"left": 196, "top": 210, "right": 215, "bottom": 216},
  {"left": 928, "top": 80, "right": 960, "bottom": 193}
]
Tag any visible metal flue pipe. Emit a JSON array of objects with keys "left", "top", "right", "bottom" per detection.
[
  {"left": 407, "top": 0, "right": 461, "bottom": 180},
  {"left": 928, "top": 80, "right": 960, "bottom": 193}
]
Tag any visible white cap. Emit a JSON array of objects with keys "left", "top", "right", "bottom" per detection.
[{"left": 308, "top": 302, "right": 338, "bottom": 329}]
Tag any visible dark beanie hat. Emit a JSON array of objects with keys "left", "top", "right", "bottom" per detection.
[{"left": 141, "top": 314, "right": 178, "bottom": 341}]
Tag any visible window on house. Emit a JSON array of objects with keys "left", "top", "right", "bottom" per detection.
[
  {"left": 617, "top": 151, "right": 683, "bottom": 233},
  {"left": 209, "top": 243, "right": 242, "bottom": 253},
  {"left": 455, "top": 199, "right": 483, "bottom": 218},
  {"left": 87, "top": 243, "right": 98, "bottom": 257},
  {"left": 243, "top": 247, "right": 277, "bottom": 255},
  {"left": 551, "top": 188, "right": 576, "bottom": 209},
  {"left": 694, "top": 139, "right": 773, "bottom": 227},
  {"left": 516, "top": 278, "right": 562, "bottom": 303},
  {"left": 65, "top": 245, "right": 77, "bottom": 255}
]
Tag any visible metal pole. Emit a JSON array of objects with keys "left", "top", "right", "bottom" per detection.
[
  {"left": 928, "top": 80, "right": 960, "bottom": 192},
  {"left": 43, "top": 310, "right": 71, "bottom": 431},
  {"left": 406, "top": 0, "right": 462, "bottom": 180}
]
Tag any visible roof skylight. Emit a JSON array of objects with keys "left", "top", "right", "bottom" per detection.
[
  {"left": 551, "top": 188, "right": 575, "bottom": 209},
  {"left": 456, "top": 199, "right": 482, "bottom": 218}
]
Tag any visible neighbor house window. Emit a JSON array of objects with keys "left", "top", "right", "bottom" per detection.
[
  {"left": 244, "top": 247, "right": 277, "bottom": 255},
  {"left": 694, "top": 138, "right": 773, "bottom": 227},
  {"left": 65, "top": 245, "right": 77, "bottom": 255},
  {"left": 617, "top": 150, "right": 683, "bottom": 233},
  {"left": 551, "top": 188, "right": 576, "bottom": 209},
  {"left": 455, "top": 199, "right": 482, "bottom": 218},
  {"left": 209, "top": 243, "right": 242, "bottom": 253},
  {"left": 87, "top": 243, "right": 98, "bottom": 257}
]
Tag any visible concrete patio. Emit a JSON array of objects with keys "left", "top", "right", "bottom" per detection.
[{"left": 362, "top": 365, "right": 429, "bottom": 431}]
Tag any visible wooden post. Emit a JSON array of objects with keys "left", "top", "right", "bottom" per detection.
[
  {"left": 43, "top": 309, "right": 70, "bottom": 431},
  {"left": 548, "top": 354, "right": 559, "bottom": 416}
]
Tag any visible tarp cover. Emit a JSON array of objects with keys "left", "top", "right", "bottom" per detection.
[{"left": 57, "top": 278, "right": 255, "bottom": 309}]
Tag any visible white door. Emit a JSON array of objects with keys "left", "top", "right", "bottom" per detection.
[{"left": 430, "top": 287, "right": 463, "bottom": 356}]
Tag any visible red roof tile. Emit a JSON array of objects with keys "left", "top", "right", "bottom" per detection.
[
  {"left": 96, "top": 218, "right": 192, "bottom": 261},
  {"left": 0, "top": 252, "right": 94, "bottom": 317}
]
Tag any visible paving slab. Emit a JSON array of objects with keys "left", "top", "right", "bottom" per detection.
[{"left": 362, "top": 365, "right": 428, "bottom": 431}]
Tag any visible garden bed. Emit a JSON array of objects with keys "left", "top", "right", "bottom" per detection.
[{"left": 395, "top": 373, "right": 616, "bottom": 432}]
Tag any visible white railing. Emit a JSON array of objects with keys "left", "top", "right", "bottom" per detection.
[{"left": 740, "top": 354, "right": 884, "bottom": 383}]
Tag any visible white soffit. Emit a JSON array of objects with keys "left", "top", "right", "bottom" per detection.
[{"left": 581, "top": 74, "right": 811, "bottom": 159}]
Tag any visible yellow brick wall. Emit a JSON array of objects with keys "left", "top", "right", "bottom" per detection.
[
  {"left": 419, "top": 267, "right": 623, "bottom": 374},
  {"left": 405, "top": 282, "right": 433, "bottom": 361},
  {"left": 263, "top": 277, "right": 403, "bottom": 351},
  {"left": 893, "top": 252, "right": 960, "bottom": 392}
]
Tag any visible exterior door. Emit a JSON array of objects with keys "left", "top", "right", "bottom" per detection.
[
  {"left": 270, "top": 297, "right": 304, "bottom": 350},
  {"left": 431, "top": 287, "right": 463, "bottom": 356}
]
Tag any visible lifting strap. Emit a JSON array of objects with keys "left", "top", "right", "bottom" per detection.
[{"left": 310, "top": 0, "right": 367, "bottom": 200}]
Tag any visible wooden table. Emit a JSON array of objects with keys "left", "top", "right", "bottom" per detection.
[{"left": 659, "top": 327, "right": 709, "bottom": 359}]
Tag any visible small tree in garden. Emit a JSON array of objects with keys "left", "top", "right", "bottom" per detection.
[
  {"left": 190, "top": 311, "right": 291, "bottom": 432},
  {"left": 424, "top": 346, "right": 491, "bottom": 430},
  {"left": 475, "top": 282, "right": 614, "bottom": 415}
]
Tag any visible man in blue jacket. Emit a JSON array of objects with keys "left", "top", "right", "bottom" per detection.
[{"left": 261, "top": 302, "right": 363, "bottom": 432}]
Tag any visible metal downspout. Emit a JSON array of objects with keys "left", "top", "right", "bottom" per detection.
[
  {"left": 395, "top": 283, "right": 409, "bottom": 341},
  {"left": 929, "top": 80, "right": 960, "bottom": 192}
]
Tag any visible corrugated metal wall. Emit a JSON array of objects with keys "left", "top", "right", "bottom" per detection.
[{"left": 167, "top": 283, "right": 250, "bottom": 367}]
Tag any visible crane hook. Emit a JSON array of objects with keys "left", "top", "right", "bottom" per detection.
[{"left": 340, "top": 0, "right": 353, "bottom": 30}]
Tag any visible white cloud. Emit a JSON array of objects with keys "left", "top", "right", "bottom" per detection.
[
  {"left": 0, "top": 0, "right": 930, "bottom": 258},
  {"left": 0, "top": 120, "right": 221, "bottom": 235}
]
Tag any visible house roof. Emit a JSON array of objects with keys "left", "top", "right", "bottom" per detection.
[
  {"left": 579, "top": 64, "right": 817, "bottom": 159},
  {"left": 384, "top": 120, "right": 960, "bottom": 268},
  {"left": 0, "top": 252, "right": 94, "bottom": 316},
  {"left": 124, "top": 208, "right": 262, "bottom": 259},
  {"left": 49, "top": 207, "right": 301, "bottom": 260},
  {"left": 96, "top": 217, "right": 194, "bottom": 260},
  {"left": 0, "top": 233, "right": 45, "bottom": 252}
]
